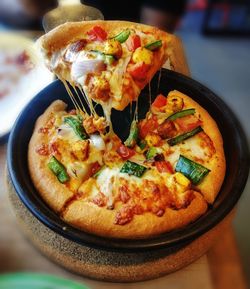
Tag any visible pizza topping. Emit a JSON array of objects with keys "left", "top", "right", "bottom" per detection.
[
  {"left": 89, "top": 134, "right": 105, "bottom": 150},
  {"left": 64, "top": 40, "right": 87, "bottom": 62},
  {"left": 120, "top": 160, "right": 147, "bottom": 177},
  {"left": 93, "top": 165, "right": 106, "bottom": 178},
  {"left": 167, "top": 108, "right": 196, "bottom": 121},
  {"left": 157, "top": 120, "right": 177, "bottom": 139},
  {"left": 128, "top": 62, "right": 150, "bottom": 81},
  {"left": 124, "top": 120, "right": 139, "bottom": 148},
  {"left": 71, "top": 52, "right": 106, "bottom": 81},
  {"left": 83, "top": 115, "right": 107, "bottom": 134},
  {"left": 71, "top": 140, "right": 89, "bottom": 161},
  {"left": 166, "top": 94, "right": 184, "bottom": 113},
  {"left": 90, "top": 75, "right": 110, "bottom": 101},
  {"left": 92, "top": 192, "right": 107, "bottom": 207},
  {"left": 132, "top": 47, "right": 153, "bottom": 65},
  {"left": 155, "top": 160, "right": 174, "bottom": 173},
  {"left": 174, "top": 114, "right": 202, "bottom": 133},
  {"left": 114, "top": 205, "right": 133, "bottom": 225},
  {"left": 117, "top": 144, "right": 135, "bottom": 160},
  {"left": 167, "top": 126, "right": 203, "bottom": 146},
  {"left": 64, "top": 116, "right": 89, "bottom": 140},
  {"left": 145, "top": 40, "right": 162, "bottom": 51},
  {"left": 118, "top": 185, "right": 131, "bottom": 203},
  {"left": 126, "top": 34, "right": 141, "bottom": 52},
  {"left": 87, "top": 26, "right": 107, "bottom": 42},
  {"left": 113, "top": 29, "right": 131, "bottom": 43},
  {"left": 139, "top": 115, "right": 158, "bottom": 138},
  {"left": 103, "top": 39, "right": 123, "bottom": 59},
  {"left": 67, "top": 162, "right": 90, "bottom": 180},
  {"left": 137, "top": 139, "right": 147, "bottom": 151},
  {"left": 48, "top": 156, "right": 69, "bottom": 183},
  {"left": 145, "top": 133, "right": 162, "bottom": 147},
  {"left": 175, "top": 155, "right": 210, "bottom": 185},
  {"left": 90, "top": 161, "right": 102, "bottom": 176},
  {"left": 152, "top": 94, "right": 167, "bottom": 109},
  {"left": 146, "top": 147, "right": 160, "bottom": 160}
]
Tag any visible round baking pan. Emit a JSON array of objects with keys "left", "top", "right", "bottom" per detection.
[{"left": 7, "top": 68, "right": 249, "bottom": 252}]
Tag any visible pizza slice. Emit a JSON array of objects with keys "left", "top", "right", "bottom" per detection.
[{"left": 39, "top": 20, "right": 176, "bottom": 111}]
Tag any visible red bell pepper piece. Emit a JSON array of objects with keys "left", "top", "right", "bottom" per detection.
[
  {"left": 117, "top": 144, "right": 135, "bottom": 160},
  {"left": 175, "top": 115, "right": 202, "bottom": 133},
  {"left": 128, "top": 63, "right": 150, "bottom": 81},
  {"left": 152, "top": 94, "right": 167, "bottom": 108},
  {"left": 139, "top": 115, "right": 158, "bottom": 139},
  {"left": 87, "top": 26, "right": 107, "bottom": 41},
  {"left": 155, "top": 161, "right": 174, "bottom": 174},
  {"left": 126, "top": 34, "right": 141, "bottom": 52}
]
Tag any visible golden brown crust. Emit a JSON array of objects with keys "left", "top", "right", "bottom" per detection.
[
  {"left": 28, "top": 100, "right": 74, "bottom": 213},
  {"left": 166, "top": 36, "right": 190, "bottom": 76},
  {"left": 169, "top": 90, "right": 226, "bottom": 203},
  {"left": 62, "top": 191, "right": 207, "bottom": 239}
]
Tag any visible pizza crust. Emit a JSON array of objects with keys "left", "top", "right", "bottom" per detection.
[
  {"left": 28, "top": 100, "right": 74, "bottom": 213},
  {"left": 168, "top": 91, "right": 226, "bottom": 204},
  {"left": 62, "top": 191, "right": 207, "bottom": 239}
]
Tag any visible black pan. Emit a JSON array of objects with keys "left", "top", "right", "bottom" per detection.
[{"left": 7, "top": 69, "right": 249, "bottom": 251}]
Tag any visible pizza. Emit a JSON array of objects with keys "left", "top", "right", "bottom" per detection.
[
  {"left": 28, "top": 90, "right": 225, "bottom": 239},
  {"left": 38, "top": 20, "right": 184, "bottom": 112}
]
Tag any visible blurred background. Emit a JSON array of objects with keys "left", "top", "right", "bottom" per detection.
[{"left": 0, "top": 0, "right": 249, "bottom": 287}]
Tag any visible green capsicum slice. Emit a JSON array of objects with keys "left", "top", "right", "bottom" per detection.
[
  {"left": 145, "top": 40, "right": 162, "bottom": 51},
  {"left": 120, "top": 160, "right": 147, "bottom": 177},
  {"left": 175, "top": 155, "right": 210, "bottom": 185},
  {"left": 167, "top": 108, "right": 196, "bottom": 121},
  {"left": 138, "top": 139, "right": 147, "bottom": 150},
  {"left": 167, "top": 126, "right": 203, "bottom": 146},
  {"left": 64, "top": 116, "right": 88, "bottom": 140},
  {"left": 48, "top": 156, "right": 69, "bottom": 183},
  {"left": 91, "top": 50, "right": 115, "bottom": 64},
  {"left": 146, "top": 147, "right": 159, "bottom": 160},
  {"left": 114, "top": 29, "right": 130, "bottom": 43},
  {"left": 124, "top": 120, "right": 139, "bottom": 148}
]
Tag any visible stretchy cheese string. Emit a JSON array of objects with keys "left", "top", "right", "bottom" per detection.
[
  {"left": 79, "top": 87, "right": 98, "bottom": 117},
  {"left": 71, "top": 84, "right": 88, "bottom": 115},
  {"left": 157, "top": 68, "right": 162, "bottom": 94},
  {"left": 60, "top": 78, "right": 81, "bottom": 112},
  {"left": 148, "top": 80, "right": 152, "bottom": 106}
]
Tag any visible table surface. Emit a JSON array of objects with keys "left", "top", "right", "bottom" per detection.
[{"left": 0, "top": 33, "right": 248, "bottom": 289}]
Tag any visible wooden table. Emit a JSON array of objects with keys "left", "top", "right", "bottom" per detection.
[{"left": 0, "top": 34, "right": 248, "bottom": 289}]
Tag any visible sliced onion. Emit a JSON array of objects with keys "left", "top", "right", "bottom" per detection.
[
  {"left": 71, "top": 55, "right": 105, "bottom": 80},
  {"left": 90, "top": 134, "right": 105, "bottom": 151},
  {"left": 67, "top": 162, "right": 90, "bottom": 180},
  {"left": 64, "top": 49, "right": 79, "bottom": 63}
]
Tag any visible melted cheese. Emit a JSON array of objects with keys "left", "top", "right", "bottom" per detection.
[
  {"left": 164, "top": 134, "right": 210, "bottom": 167},
  {"left": 109, "top": 56, "right": 131, "bottom": 101}
]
